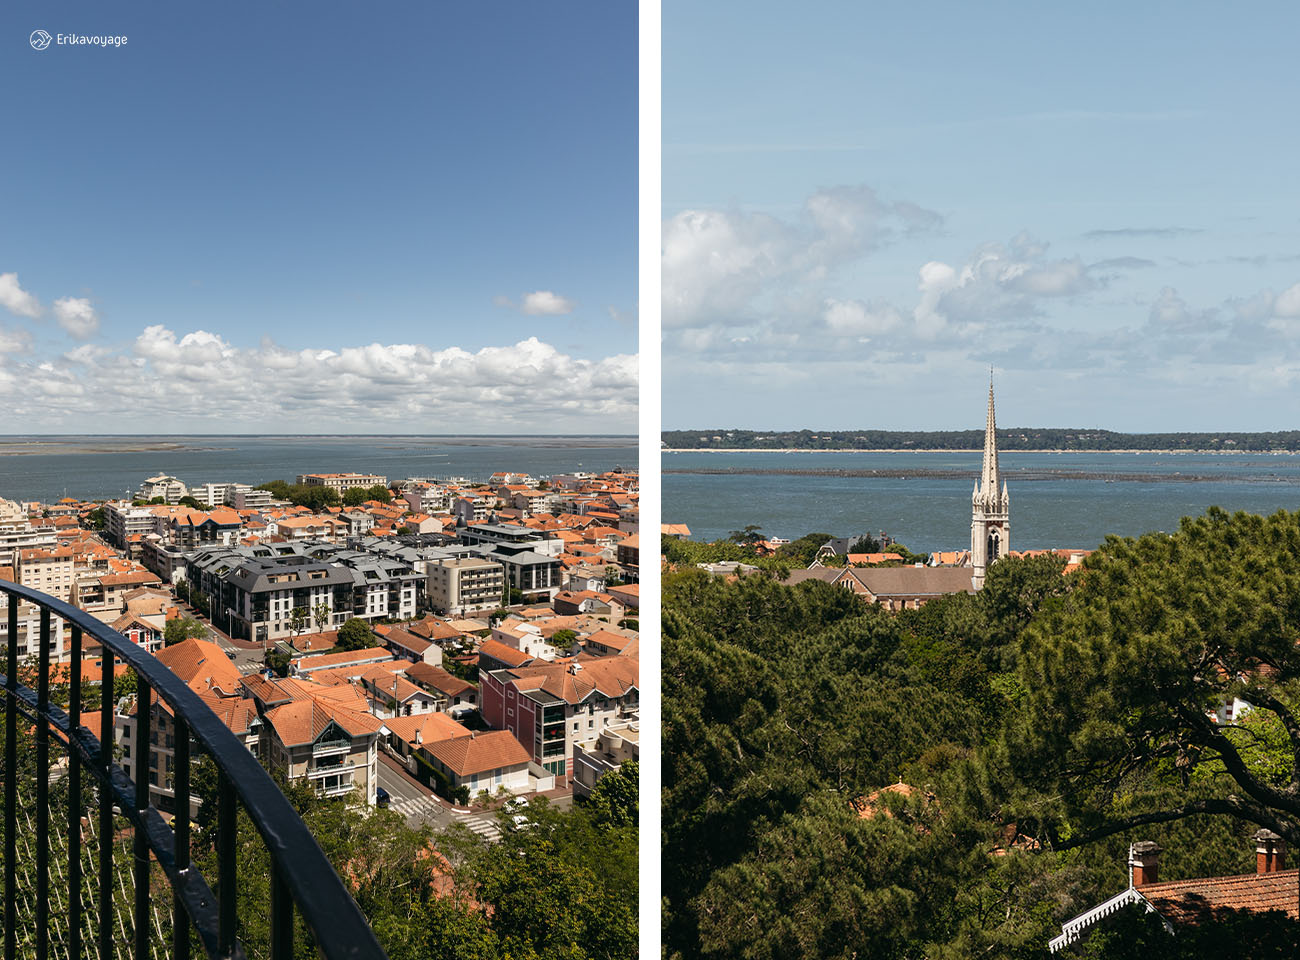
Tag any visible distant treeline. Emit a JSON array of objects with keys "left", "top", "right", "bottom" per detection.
[{"left": 663, "top": 428, "right": 1300, "bottom": 451}]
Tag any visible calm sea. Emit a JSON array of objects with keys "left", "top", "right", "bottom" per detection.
[
  {"left": 0, "top": 436, "right": 637, "bottom": 503},
  {"left": 663, "top": 450, "right": 1300, "bottom": 552}
]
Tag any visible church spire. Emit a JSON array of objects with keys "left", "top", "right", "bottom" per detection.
[
  {"left": 971, "top": 373, "right": 1009, "bottom": 590},
  {"left": 980, "top": 373, "right": 1000, "bottom": 500}
]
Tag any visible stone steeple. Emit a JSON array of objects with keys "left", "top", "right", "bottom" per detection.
[{"left": 971, "top": 375, "right": 1010, "bottom": 589}]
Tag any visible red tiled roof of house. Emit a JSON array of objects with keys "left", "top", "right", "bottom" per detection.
[
  {"left": 154, "top": 638, "right": 243, "bottom": 697},
  {"left": 1140, "top": 869, "right": 1299, "bottom": 923},
  {"left": 405, "top": 662, "right": 474, "bottom": 699},
  {"left": 477, "top": 638, "right": 532, "bottom": 668},
  {"left": 585, "top": 628, "right": 633, "bottom": 653},
  {"left": 98, "top": 570, "right": 162, "bottom": 588},
  {"left": 380, "top": 626, "right": 433, "bottom": 655},
  {"left": 847, "top": 553, "right": 903, "bottom": 565},
  {"left": 292, "top": 647, "right": 392, "bottom": 672},
  {"left": 501, "top": 656, "right": 637, "bottom": 705},
  {"left": 385, "top": 712, "right": 469, "bottom": 747},
  {"left": 851, "top": 782, "right": 916, "bottom": 819},
  {"left": 422, "top": 730, "right": 529, "bottom": 776},
  {"left": 200, "top": 692, "right": 260, "bottom": 737},
  {"left": 407, "top": 617, "right": 463, "bottom": 642}
]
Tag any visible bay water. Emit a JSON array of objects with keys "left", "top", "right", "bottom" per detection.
[
  {"left": 663, "top": 449, "right": 1300, "bottom": 552},
  {"left": 0, "top": 436, "right": 637, "bottom": 503}
]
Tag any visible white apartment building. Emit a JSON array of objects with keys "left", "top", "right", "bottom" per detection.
[
  {"left": 136, "top": 475, "right": 190, "bottom": 504},
  {"left": 294, "top": 473, "right": 388, "bottom": 495}
]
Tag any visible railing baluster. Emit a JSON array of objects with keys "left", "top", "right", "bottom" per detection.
[
  {"left": 5, "top": 599, "right": 17, "bottom": 960},
  {"left": 134, "top": 675, "right": 151, "bottom": 960},
  {"left": 0, "top": 581, "right": 389, "bottom": 960},
  {"left": 36, "top": 606, "right": 50, "bottom": 960},
  {"left": 173, "top": 715, "right": 190, "bottom": 960},
  {"left": 69, "top": 624, "right": 83, "bottom": 960},
  {"left": 99, "top": 652, "right": 114, "bottom": 960},
  {"left": 271, "top": 862, "right": 293, "bottom": 960},
  {"left": 218, "top": 771, "right": 237, "bottom": 955}
]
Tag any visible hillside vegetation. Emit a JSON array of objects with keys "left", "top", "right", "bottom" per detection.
[{"left": 663, "top": 507, "right": 1300, "bottom": 958}]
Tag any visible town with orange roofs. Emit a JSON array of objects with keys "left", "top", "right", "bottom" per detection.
[{"left": 0, "top": 466, "right": 638, "bottom": 839}]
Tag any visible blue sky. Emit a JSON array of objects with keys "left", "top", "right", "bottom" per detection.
[
  {"left": 1, "top": 1, "right": 637, "bottom": 433},
  {"left": 663, "top": 1, "right": 1300, "bottom": 431}
]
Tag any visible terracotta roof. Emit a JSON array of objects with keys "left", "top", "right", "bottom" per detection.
[
  {"left": 154, "top": 638, "right": 243, "bottom": 696},
  {"left": 98, "top": 570, "right": 162, "bottom": 588},
  {"left": 381, "top": 626, "right": 432, "bottom": 655},
  {"left": 385, "top": 712, "right": 469, "bottom": 746},
  {"left": 200, "top": 692, "right": 260, "bottom": 737},
  {"left": 584, "top": 629, "right": 633, "bottom": 653},
  {"left": 851, "top": 782, "right": 916, "bottom": 819},
  {"left": 292, "top": 647, "right": 392, "bottom": 672},
  {"left": 498, "top": 656, "right": 637, "bottom": 706},
  {"left": 422, "top": 730, "right": 529, "bottom": 776},
  {"left": 263, "top": 696, "right": 382, "bottom": 746},
  {"left": 406, "top": 662, "right": 474, "bottom": 698},
  {"left": 477, "top": 638, "right": 533, "bottom": 668},
  {"left": 1140, "top": 869, "right": 1299, "bottom": 923}
]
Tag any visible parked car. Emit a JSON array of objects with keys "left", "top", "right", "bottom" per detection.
[{"left": 376, "top": 787, "right": 391, "bottom": 808}]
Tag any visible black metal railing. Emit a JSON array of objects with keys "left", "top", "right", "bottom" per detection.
[{"left": 1, "top": 580, "right": 388, "bottom": 960}]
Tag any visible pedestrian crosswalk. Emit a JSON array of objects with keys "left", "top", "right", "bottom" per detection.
[
  {"left": 451, "top": 809, "right": 501, "bottom": 842},
  {"left": 388, "top": 793, "right": 442, "bottom": 822},
  {"left": 386, "top": 793, "right": 501, "bottom": 841}
]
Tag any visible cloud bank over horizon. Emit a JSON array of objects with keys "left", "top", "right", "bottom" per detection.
[
  {"left": 0, "top": 291, "right": 637, "bottom": 432},
  {"left": 662, "top": 184, "right": 1300, "bottom": 431}
]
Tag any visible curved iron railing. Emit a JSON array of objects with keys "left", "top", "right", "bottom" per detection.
[{"left": 1, "top": 580, "right": 388, "bottom": 960}]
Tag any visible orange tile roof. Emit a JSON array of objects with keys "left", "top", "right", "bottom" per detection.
[
  {"left": 99, "top": 570, "right": 162, "bottom": 587},
  {"left": 422, "top": 730, "right": 529, "bottom": 776},
  {"left": 499, "top": 656, "right": 637, "bottom": 705},
  {"left": 384, "top": 712, "right": 469, "bottom": 746},
  {"left": 292, "top": 647, "right": 392, "bottom": 672},
  {"left": 477, "top": 638, "right": 533, "bottom": 668},
  {"left": 406, "top": 662, "right": 475, "bottom": 698},
  {"left": 199, "top": 691, "right": 260, "bottom": 736},
  {"left": 847, "top": 553, "right": 903, "bottom": 565},
  {"left": 408, "top": 617, "right": 463, "bottom": 642},
  {"left": 155, "top": 638, "right": 243, "bottom": 696},
  {"left": 1141, "top": 869, "right": 1299, "bottom": 923},
  {"left": 263, "top": 694, "right": 382, "bottom": 746}
]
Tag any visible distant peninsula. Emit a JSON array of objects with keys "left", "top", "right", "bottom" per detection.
[{"left": 662, "top": 428, "right": 1300, "bottom": 452}]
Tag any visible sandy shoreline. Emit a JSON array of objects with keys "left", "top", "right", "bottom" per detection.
[
  {"left": 0, "top": 441, "right": 207, "bottom": 456},
  {"left": 662, "top": 447, "right": 1300, "bottom": 455}
]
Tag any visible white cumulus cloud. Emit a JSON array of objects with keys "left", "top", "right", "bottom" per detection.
[
  {"left": 0, "top": 273, "right": 42, "bottom": 318},
  {"left": 53, "top": 297, "right": 100, "bottom": 339},
  {"left": 0, "top": 330, "right": 637, "bottom": 433},
  {"left": 495, "top": 291, "right": 577, "bottom": 315},
  {"left": 1273, "top": 281, "right": 1300, "bottom": 318},
  {"left": 520, "top": 290, "right": 576, "bottom": 315},
  {"left": 662, "top": 185, "right": 942, "bottom": 331}
]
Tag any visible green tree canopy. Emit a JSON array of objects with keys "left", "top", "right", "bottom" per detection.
[
  {"left": 1013, "top": 507, "right": 1300, "bottom": 850},
  {"left": 335, "top": 617, "right": 378, "bottom": 651},
  {"left": 586, "top": 759, "right": 638, "bottom": 829},
  {"left": 164, "top": 615, "right": 208, "bottom": 646}
]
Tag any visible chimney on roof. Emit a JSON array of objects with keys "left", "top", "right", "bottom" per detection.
[
  {"left": 1255, "top": 829, "right": 1286, "bottom": 874},
  {"left": 1129, "top": 841, "right": 1161, "bottom": 887}
]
